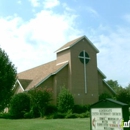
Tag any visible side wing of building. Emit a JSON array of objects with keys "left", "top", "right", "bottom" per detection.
[{"left": 97, "top": 69, "right": 116, "bottom": 96}]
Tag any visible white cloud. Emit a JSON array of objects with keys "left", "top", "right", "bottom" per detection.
[
  {"left": 43, "top": 0, "right": 60, "bottom": 9},
  {"left": 2, "top": 2, "right": 129, "bottom": 88},
  {"left": 91, "top": 26, "right": 130, "bottom": 87},
  {"left": 62, "top": 3, "right": 75, "bottom": 12},
  {"left": 1, "top": 8, "right": 130, "bottom": 87},
  {"left": 27, "top": 10, "right": 79, "bottom": 44},
  {"left": 0, "top": 9, "right": 82, "bottom": 73},
  {"left": 86, "top": 7, "right": 99, "bottom": 17},
  {"left": 28, "top": 0, "right": 40, "bottom": 7}
]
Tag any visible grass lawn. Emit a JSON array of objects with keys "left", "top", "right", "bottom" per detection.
[{"left": 0, "top": 118, "right": 90, "bottom": 130}]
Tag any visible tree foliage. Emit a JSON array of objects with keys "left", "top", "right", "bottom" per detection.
[
  {"left": 115, "top": 86, "right": 130, "bottom": 105},
  {"left": 9, "top": 93, "right": 30, "bottom": 118},
  {"left": 106, "top": 80, "right": 122, "bottom": 93},
  {"left": 0, "top": 48, "right": 17, "bottom": 111},
  {"left": 125, "top": 83, "right": 130, "bottom": 93},
  {"left": 99, "top": 92, "right": 113, "bottom": 100},
  {"left": 106, "top": 80, "right": 130, "bottom": 104},
  {"left": 57, "top": 87, "right": 74, "bottom": 113},
  {"left": 28, "top": 88, "right": 52, "bottom": 117}
]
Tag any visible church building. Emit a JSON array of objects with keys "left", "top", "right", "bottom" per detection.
[{"left": 14, "top": 35, "right": 115, "bottom": 105}]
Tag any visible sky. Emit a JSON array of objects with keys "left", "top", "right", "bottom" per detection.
[{"left": 0, "top": 0, "right": 130, "bottom": 87}]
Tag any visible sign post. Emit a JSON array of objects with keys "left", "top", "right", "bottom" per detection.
[{"left": 90, "top": 99, "right": 129, "bottom": 130}]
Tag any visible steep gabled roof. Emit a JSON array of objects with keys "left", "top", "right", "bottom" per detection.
[
  {"left": 98, "top": 68, "right": 106, "bottom": 79},
  {"left": 103, "top": 80, "right": 116, "bottom": 95},
  {"left": 17, "top": 60, "right": 68, "bottom": 91},
  {"left": 56, "top": 35, "right": 99, "bottom": 53}
]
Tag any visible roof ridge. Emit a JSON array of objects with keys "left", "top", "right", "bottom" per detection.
[
  {"left": 55, "top": 35, "right": 99, "bottom": 53},
  {"left": 55, "top": 35, "right": 84, "bottom": 53}
]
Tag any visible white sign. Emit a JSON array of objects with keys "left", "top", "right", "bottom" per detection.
[{"left": 91, "top": 108, "right": 123, "bottom": 130}]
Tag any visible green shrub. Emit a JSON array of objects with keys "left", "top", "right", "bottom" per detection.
[
  {"left": 79, "top": 111, "right": 90, "bottom": 118},
  {"left": 28, "top": 88, "right": 52, "bottom": 117},
  {"left": 31, "top": 106, "right": 40, "bottom": 118},
  {"left": 99, "top": 92, "right": 112, "bottom": 100},
  {"left": 0, "top": 113, "right": 13, "bottom": 119},
  {"left": 44, "top": 110, "right": 90, "bottom": 119},
  {"left": 65, "top": 111, "right": 90, "bottom": 119},
  {"left": 45, "top": 105, "right": 57, "bottom": 115},
  {"left": 24, "top": 110, "right": 33, "bottom": 119},
  {"left": 73, "top": 104, "right": 90, "bottom": 114},
  {"left": 9, "top": 93, "right": 30, "bottom": 118},
  {"left": 65, "top": 113, "right": 78, "bottom": 118},
  {"left": 85, "top": 111, "right": 90, "bottom": 117},
  {"left": 85, "top": 104, "right": 91, "bottom": 111},
  {"left": 57, "top": 87, "right": 74, "bottom": 113},
  {"left": 73, "top": 105, "right": 83, "bottom": 113},
  {"left": 52, "top": 112, "right": 66, "bottom": 119}
]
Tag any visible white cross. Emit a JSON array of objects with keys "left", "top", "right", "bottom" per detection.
[{"left": 78, "top": 50, "right": 90, "bottom": 93}]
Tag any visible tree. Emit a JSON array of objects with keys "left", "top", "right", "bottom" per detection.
[
  {"left": 125, "top": 83, "right": 130, "bottom": 93},
  {"left": 9, "top": 93, "right": 30, "bottom": 118},
  {"left": 28, "top": 88, "right": 52, "bottom": 117},
  {"left": 99, "top": 92, "right": 113, "bottom": 100},
  {"left": 57, "top": 87, "right": 74, "bottom": 113},
  {"left": 106, "top": 80, "right": 122, "bottom": 93},
  {"left": 116, "top": 87, "right": 130, "bottom": 105},
  {"left": 0, "top": 48, "right": 17, "bottom": 111}
]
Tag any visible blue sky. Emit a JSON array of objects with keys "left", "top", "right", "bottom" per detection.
[{"left": 0, "top": 0, "right": 130, "bottom": 87}]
